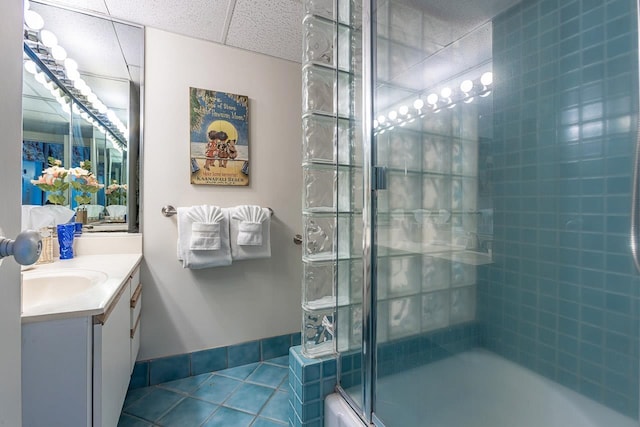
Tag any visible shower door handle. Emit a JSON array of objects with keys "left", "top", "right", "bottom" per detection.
[{"left": 373, "top": 166, "right": 387, "bottom": 190}]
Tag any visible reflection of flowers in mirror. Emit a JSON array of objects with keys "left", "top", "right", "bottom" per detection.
[
  {"left": 106, "top": 180, "right": 127, "bottom": 206},
  {"left": 30, "top": 157, "right": 69, "bottom": 205},
  {"left": 69, "top": 160, "right": 104, "bottom": 205}
]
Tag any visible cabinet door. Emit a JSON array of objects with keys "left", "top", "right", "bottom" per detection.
[{"left": 93, "top": 280, "right": 131, "bottom": 427}]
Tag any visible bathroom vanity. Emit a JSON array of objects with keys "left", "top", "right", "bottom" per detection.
[{"left": 21, "top": 235, "right": 142, "bottom": 427}]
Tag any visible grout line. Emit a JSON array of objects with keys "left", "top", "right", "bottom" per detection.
[{"left": 221, "top": 0, "right": 238, "bottom": 44}]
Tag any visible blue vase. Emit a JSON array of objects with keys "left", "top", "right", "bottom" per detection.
[{"left": 57, "top": 223, "right": 75, "bottom": 260}]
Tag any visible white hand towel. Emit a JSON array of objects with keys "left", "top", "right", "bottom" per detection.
[
  {"left": 187, "top": 206, "right": 224, "bottom": 250},
  {"left": 177, "top": 206, "right": 231, "bottom": 269},
  {"left": 228, "top": 206, "right": 271, "bottom": 260}
]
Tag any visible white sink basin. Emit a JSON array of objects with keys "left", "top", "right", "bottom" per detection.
[{"left": 22, "top": 269, "right": 107, "bottom": 311}]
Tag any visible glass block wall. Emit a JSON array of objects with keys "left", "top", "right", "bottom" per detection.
[{"left": 301, "top": 0, "right": 363, "bottom": 357}]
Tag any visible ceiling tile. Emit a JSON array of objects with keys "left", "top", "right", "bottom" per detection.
[
  {"left": 105, "top": 0, "right": 231, "bottom": 44},
  {"left": 225, "top": 0, "right": 303, "bottom": 62},
  {"left": 33, "top": 0, "right": 110, "bottom": 15}
]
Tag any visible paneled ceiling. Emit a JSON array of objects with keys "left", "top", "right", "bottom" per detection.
[{"left": 36, "top": 0, "right": 305, "bottom": 63}]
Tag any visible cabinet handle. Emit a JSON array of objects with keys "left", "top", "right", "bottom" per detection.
[
  {"left": 130, "top": 313, "right": 141, "bottom": 339},
  {"left": 130, "top": 283, "right": 142, "bottom": 308}
]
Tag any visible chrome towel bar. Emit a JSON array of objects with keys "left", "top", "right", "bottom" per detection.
[{"left": 161, "top": 205, "right": 274, "bottom": 217}]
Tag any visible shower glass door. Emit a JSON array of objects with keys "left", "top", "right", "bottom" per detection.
[{"left": 367, "top": 0, "right": 640, "bottom": 425}]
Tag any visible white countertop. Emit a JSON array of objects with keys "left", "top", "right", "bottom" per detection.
[{"left": 21, "top": 254, "right": 142, "bottom": 323}]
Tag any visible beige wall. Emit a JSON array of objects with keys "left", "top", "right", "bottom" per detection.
[
  {"left": 140, "top": 28, "right": 302, "bottom": 360},
  {"left": 0, "top": 0, "right": 24, "bottom": 423}
]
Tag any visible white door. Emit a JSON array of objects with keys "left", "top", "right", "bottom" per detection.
[{"left": 0, "top": 0, "right": 25, "bottom": 424}]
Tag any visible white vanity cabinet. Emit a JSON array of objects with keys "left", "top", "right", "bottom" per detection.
[{"left": 22, "top": 265, "right": 141, "bottom": 427}]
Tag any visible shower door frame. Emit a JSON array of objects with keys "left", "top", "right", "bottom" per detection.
[{"left": 334, "top": 0, "right": 380, "bottom": 425}]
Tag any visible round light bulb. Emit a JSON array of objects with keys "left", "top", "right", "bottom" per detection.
[
  {"left": 87, "top": 93, "right": 97, "bottom": 103},
  {"left": 66, "top": 68, "right": 80, "bottom": 81},
  {"left": 51, "top": 45, "right": 67, "bottom": 61},
  {"left": 34, "top": 72, "right": 46, "bottom": 84},
  {"left": 460, "top": 79, "right": 473, "bottom": 93},
  {"left": 398, "top": 105, "right": 409, "bottom": 116},
  {"left": 388, "top": 110, "right": 398, "bottom": 121},
  {"left": 481, "top": 71, "right": 493, "bottom": 86},
  {"left": 377, "top": 115, "right": 386, "bottom": 124},
  {"left": 61, "top": 103, "right": 70, "bottom": 114},
  {"left": 73, "top": 78, "right": 86, "bottom": 91},
  {"left": 99, "top": 127, "right": 106, "bottom": 134},
  {"left": 80, "top": 85, "right": 90, "bottom": 96},
  {"left": 64, "top": 58, "right": 78, "bottom": 71},
  {"left": 24, "top": 60, "right": 37, "bottom": 74},
  {"left": 426, "top": 93, "right": 438, "bottom": 105},
  {"left": 98, "top": 104, "right": 107, "bottom": 114},
  {"left": 413, "top": 99, "right": 425, "bottom": 110},
  {"left": 440, "top": 87, "right": 452, "bottom": 98},
  {"left": 373, "top": 119, "right": 379, "bottom": 128},
  {"left": 80, "top": 111, "right": 89, "bottom": 120},
  {"left": 39, "top": 30, "right": 58, "bottom": 48},
  {"left": 24, "top": 10, "right": 44, "bottom": 30}
]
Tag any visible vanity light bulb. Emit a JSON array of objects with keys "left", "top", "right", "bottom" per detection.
[
  {"left": 80, "top": 85, "right": 90, "bottom": 96},
  {"left": 426, "top": 93, "right": 438, "bottom": 105},
  {"left": 388, "top": 110, "right": 398, "bottom": 121},
  {"left": 34, "top": 72, "right": 46, "bottom": 84},
  {"left": 398, "top": 105, "right": 409, "bottom": 116},
  {"left": 440, "top": 87, "right": 452, "bottom": 99},
  {"left": 51, "top": 45, "right": 67, "bottom": 61},
  {"left": 24, "top": 10, "right": 44, "bottom": 30},
  {"left": 39, "top": 30, "right": 58, "bottom": 48},
  {"left": 107, "top": 110, "right": 117, "bottom": 122},
  {"left": 64, "top": 58, "right": 78, "bottom": 72},
  {"left": 481, "top": 71, "right": 493, "bottom": 86},
  {"left": 98, "top": 104, "right": 108, "bottom": 114},
  {"left": 61, "top": 103, "right": 70, "bottom": 114},
  {"left": 73, "top": 78, "right": 86, "bottom": 91},
  {"left": 24, "top": 60, "right": 37, "bottom": 74},
  {"left": 413, "top": 99, "right": 425, "bottom": 110},
  {"left": 377, "top": 115, "right": 386, "bottom": 124},
  {"left": 80, "top": 111, "right": 89, "bottom": 120},
  {"left": 373, "top": 119, "right": 379, "bottom": 128},
  {"left": 87, "top": 93, "right": 97, "bottom": 103},
  {"left": 99, "top": 127, "right": 106, "bottom": 134},
  {"left": 66, "top": 68, "right": 80, "bottom": 81},
  {"left": 460, "top": 79, "right": 473, "bottom": 93}
]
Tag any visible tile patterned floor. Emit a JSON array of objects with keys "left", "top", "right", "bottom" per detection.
[{"left": 119, "top": 356, "right": 289, "bottom": 427}]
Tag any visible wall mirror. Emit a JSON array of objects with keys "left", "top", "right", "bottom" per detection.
[{"left": 21, "top": 0, "right": 142, "bottom": 232}]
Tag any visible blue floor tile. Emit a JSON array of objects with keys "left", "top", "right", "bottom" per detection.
[
  {"left": 203, "top": 406, "right": 255, "bottom": 427},
  {"left": 265, "top": 355, "right": 289, "bottom": 367},
  {"left": 123, "top": 361, "right": 292, "bottom": 426},
  {"left": 156, "top": 397, "right": 218, "bottom": 426},
  {"left": 124, "top": 388, "right": 183, "bottom": 422},
  {"left": 158, "top": 373, "right": 212, "bottom": 394},
  {"left": 223, "top": 383, "right": 275, "bottom": 414},
  {"left": 123, "top": 387, "right": 153, "bottom": 409},
  {"left": 192, "top": 375, "right": 243, "bottom": 404},
  {"left": 216, "top": 362, "right": 260, "bottom": 380},
  {"left": 246, "top": 364, "right": 288, "bottom": 388},
  {"left": 251, "top": 417, "right": 288, "bottom": 427},
  {"left": 117, "top": 414, "right": 154, "bottom": 427},
  {"left": 259, "top": 390, "right": 289, "bottom": 423}
]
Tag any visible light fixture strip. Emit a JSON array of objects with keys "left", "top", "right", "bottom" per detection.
[
  {"left": 24, "top": 42, "right": 127, "bottom": 148},
  {"left": 24, "top": 43, "right": 126, "bottom": 148}
]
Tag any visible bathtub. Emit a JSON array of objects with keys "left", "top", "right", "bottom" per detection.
[{"left": 325, "top": 348, "right": 638, "bottom": 427}]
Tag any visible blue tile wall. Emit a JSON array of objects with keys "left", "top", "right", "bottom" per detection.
[
  {"left": 289, "top": 346, "right": 337, "bottom": 427},
  {"left": 130, "top": 332, "right": 299, "bottom": 390},
  {"left": 480, "top": 0, "right": 640, "bottom": 418}
]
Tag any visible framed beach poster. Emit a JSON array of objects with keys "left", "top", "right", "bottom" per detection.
[{"left": 189, "top": 87, "right": 249, "bottom": 185}]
